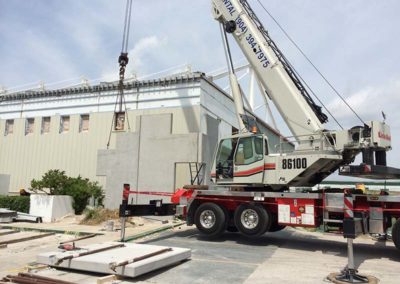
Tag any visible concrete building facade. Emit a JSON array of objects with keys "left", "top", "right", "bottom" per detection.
[{"left": 0, "top": 72, "right": 288, "bottom": 208}]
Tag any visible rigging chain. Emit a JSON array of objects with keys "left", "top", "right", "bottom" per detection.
[{"left": 107, "top": 0, "right": 133, "bottom": 148}]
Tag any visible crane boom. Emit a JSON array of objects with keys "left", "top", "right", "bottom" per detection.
[
  {"left": 210, "top": 0, "right": 400, "bottom": 186},
  {"left": 212, "top": 0, "right": 327, "bottom": 141}
]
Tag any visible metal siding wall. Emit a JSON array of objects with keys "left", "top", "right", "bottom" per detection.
[
  {"left": 0, "top": 76, "right": 287, "bottom": 197},
  {"left": 0, "top": 106, "right": 200, "bottom": 193}
]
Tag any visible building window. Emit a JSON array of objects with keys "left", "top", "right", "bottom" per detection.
[
  {"left": 60, "top": 115, "right": 70, "bottom": 133},
  {"left": 41, "top": 117, "right": 51, "bottom": 134},
  {"left": 114, "top": 112, "right": 125, "bottom": 131},
  {"left": 25, "top": 118, "right": 34, "bottom": 135},
  {"left": 80, "top": 114, "right": 90, "bottom": 132},
  {"left": 4, "top": 119, "right": 14, "bottom": 136}
]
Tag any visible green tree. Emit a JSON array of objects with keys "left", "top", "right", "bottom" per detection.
[
  {"left": 31, "top": 169, "right": 69, "bottom": 195},
  {"left": 30, "top": 170, "right": 104, "bottom": 214}
]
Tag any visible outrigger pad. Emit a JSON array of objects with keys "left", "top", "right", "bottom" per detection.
[{"left": 339, "top": 164, "right": 400, "bottom": 180}]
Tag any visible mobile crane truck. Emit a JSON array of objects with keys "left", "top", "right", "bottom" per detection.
[{"left": 120, "top": 0, "right": 400, "bottom": 252}]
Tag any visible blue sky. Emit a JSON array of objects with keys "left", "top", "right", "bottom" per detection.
[{"left": 0, "top": 0, "right": 399, "bottom": 171}]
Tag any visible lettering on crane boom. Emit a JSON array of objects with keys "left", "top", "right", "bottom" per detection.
[
  {"left": 222, "top": 0, "right": 236, "bottom": 16},
  {"left": 245, "top": 34, "right": 270, "bottom": 68},
  {"left": 233, "top": 16, "right": 270, "bottom": 68},
  {"left": 282, "top": 158, "right": 307, "bottom": 170}
]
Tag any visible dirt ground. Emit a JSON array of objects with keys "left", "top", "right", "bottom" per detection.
[
  {"left": 1, "top": 221, "right": 399, "bottom": 283},
  {"left": 0, "top": 215, "right": 177, "bottom": 280}
]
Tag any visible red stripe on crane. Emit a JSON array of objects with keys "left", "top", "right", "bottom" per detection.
[
  {"left": 127, "top": 191, "right": 174, "bottom": 197},
  {"left": 233, "top": 163, "right": 276, "bottom": 177},
  {"left": 344, "top": 195, "right": 354, "bottom": 218},
  {"left": 344, "top": 197, "right": 353, "bottom": 210},
  {"left": 264, "top": 163, "right": 276, "bottom": 170},
  {"left": 234, "top": 165, "right": 264, "bottom": 177}
]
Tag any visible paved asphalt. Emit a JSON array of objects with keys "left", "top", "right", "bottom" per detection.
[{"left": 133, "top": 226, "right": 400, "bottom": 284}]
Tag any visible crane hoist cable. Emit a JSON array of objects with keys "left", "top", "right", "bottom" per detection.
[
  {"left": 107, "top": 0, "right": 133, "bottom": 149},
  {"left": 255, "top": 0, "right": 365, "bottom": 127}
]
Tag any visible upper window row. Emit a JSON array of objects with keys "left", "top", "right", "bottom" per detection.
[{"left": 4, "top": 115, "right": 90, "bottom": 136}]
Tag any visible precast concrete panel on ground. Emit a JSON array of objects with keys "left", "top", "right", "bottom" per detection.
[{"left": 37, "top": 242, "right": 191, "bottom": 278}]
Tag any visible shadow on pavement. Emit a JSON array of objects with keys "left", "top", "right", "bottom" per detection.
[{"left": 140, "top": 227, "right": 400, "bottom": 269}]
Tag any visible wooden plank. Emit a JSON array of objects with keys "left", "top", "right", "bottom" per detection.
[
  {"left": 96, "top": 275, "right": 119, "bottom": 284},
  {"left": 0, "top": 232, "right": 54, "bottom": 246},
  {"left": 59, "top": 233, "right": 97, "bottom": 244}
]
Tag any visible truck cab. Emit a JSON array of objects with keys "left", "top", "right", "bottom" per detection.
[{"left": 211, "top": 133, "right": 269, "bottom": 185}]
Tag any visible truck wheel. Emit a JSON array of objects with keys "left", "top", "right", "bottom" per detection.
[
  {"left": 234, "top": 204, "right": 271, "bottom": 237},
  {"left": 268, "top": 214, "right": 286, "bottom": 232},
  {"left": 392, "top": 218, "right": 400, "bottom": 250},
  {"left": 194, "top": 203, "right": 227, "bottom": 238}
]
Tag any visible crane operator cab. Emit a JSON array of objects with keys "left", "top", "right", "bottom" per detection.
[{"left": 211, "top": 134, "right": 269, "bottom": 185}]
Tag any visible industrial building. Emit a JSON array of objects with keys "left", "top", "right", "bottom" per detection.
[{"left": 0, "top": 71, "right": 288, "bottom": 208}]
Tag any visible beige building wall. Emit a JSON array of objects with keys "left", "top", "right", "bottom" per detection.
[{"left": 0, "top": 106, "right": 200, "bottom": 194}]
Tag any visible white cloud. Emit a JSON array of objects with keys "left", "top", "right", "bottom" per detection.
[
  {"left": 325, "top": 79, "right": 400, "bottom": 167},
  {"left": 128, "top": 35, "right": 168, "bottom": 74},
  {"left": 327, "top": 79, "right": 400, "bottom": 127},
  {"left": 99, "top": 35, "right": 168, "bottom": 82},
  {"left": 3, "top": 29, "right": 79, "bottom": 91}
]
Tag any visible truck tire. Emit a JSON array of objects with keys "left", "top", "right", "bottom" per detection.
[
  {"left": 392, "top": 218, "right": 400, "bottom": 250},
  {"left": 234, "top": 204, "right": 271, "bottom": 237},
  {"left": 268, "top": 214, "right": 286, "bottom": 232},
  {"left": 194, "top": 203, "right": 227, "bottom": 238}
]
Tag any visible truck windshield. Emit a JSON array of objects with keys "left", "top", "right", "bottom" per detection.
[
  {"left": 216, "top": 138, "right": 238, "bottom": 165},
  {"left": 215, "top": 138, "right": 238, "bottom": 179},
  {"left": 235, "top": 136, "right": 264, "bottom": 165}
]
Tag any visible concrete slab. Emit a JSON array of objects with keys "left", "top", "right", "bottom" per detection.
[
  {"left": 0, "top": 231, "right": 49, "bottom": 244},
  {"left": 30, "top": 195, "right": 74, "bottom": 222},
  {"left": 0, "top": 233, "right": 55, "bottom": 246},
  {"left": 0, "top": 233, "right": 74, "bottom": 278},
  {"left": 132, "top": 226, "right": 400, "bottom": 284},
  {"left": 0, "top": 229, "right": 17, "bottom": 236},
  {"left": 4, "top": 216, "right": 178, "bottom": 242},
  {"left": 37, "top": 242, "right": 191, "bottom": 278},
  {"left": 0, "top": 208, "right": 17, "bottom": 223}
]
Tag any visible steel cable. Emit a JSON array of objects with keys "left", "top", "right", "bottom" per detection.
[{"left": 255, "top": 0, "right": 365, "bottom": 126}]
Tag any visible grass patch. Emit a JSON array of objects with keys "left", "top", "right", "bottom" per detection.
[{"left": 80, "top": 208, "right": 119, "bottom": 225}]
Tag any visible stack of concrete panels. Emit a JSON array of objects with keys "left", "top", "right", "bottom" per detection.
[{"left": 37, "top": 242, "right": 191, "bottom": 278}]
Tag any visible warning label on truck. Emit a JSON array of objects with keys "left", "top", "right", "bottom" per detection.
[
  {"left": 301, "top": 213, "right": 315, "bottom": 225},
  {"left": 278, "top": 204, "right": 315, "bottom": 225},
  {"left": 278, "top": 204, "right": 290, "bottom": 223}
]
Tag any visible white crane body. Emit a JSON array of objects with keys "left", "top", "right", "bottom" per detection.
[
  {"left": 209, "top": 0, "right": 397, "bottom": 189},
  {"left": 120, "top": 0, "right": 400, "bottom": 250},
  {"left": 212, "top": 0, "right": 324, "bottom": 139}
]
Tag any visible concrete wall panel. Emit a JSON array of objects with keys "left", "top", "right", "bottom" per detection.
[
  {"left": 0, "top": 174, "right": 10, "bottom": 195},
  {"left": 0, "top": 75, "right": 287, "bottom": 210}
]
